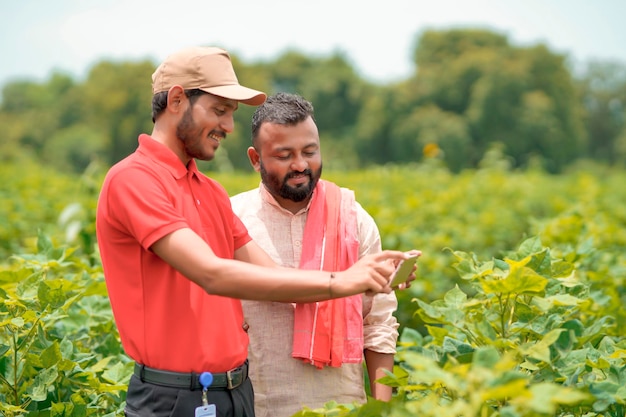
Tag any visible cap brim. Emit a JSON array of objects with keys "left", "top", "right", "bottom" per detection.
[{"left": 201, "top": 85, "right": 267, "bottom": 106}]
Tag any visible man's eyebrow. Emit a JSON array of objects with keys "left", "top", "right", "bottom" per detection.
[{"left": 272, "top": 146, "right": 294, "bottom": 153}]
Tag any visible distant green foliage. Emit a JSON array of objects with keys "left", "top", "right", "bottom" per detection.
[{"left": 2, "top": 28, "right": 625, "bottom": 174}]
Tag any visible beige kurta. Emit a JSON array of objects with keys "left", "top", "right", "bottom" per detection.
[{"left": 231, "top": 184, "right": 399, "bottom": 417}]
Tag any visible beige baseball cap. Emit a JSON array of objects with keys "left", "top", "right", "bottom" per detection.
[{"left": 151, "top": 46, "right": 267, "bottom": 105}]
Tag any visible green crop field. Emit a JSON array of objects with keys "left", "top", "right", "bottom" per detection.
[{"left": 2, "top": 159, "right": 625, "bottom": 416}]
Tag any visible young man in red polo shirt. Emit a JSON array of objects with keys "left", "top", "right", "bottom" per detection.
[{"left": 96, "top": 46, "right": 413, "bottom": 417}]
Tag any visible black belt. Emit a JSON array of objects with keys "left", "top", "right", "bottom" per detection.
[{"left": 134, "top": 361, "right": 248, "bottom": 390}]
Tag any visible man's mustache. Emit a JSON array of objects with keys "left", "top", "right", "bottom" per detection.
[{"left": 285, "top": 169, "right": 313, "bottom": 180}]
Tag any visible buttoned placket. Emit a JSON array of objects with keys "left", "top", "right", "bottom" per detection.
[{"left": 185, "top": 169, "right": 206, "bottom": 237}]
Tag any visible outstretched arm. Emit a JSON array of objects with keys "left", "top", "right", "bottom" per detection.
[{"left": 151, "top": 227, "right": 410, "bottom": 302}]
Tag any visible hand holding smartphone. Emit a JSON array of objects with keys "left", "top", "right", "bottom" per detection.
[{"left": 389, "top": 250, "right": 421, "bottom": 288}]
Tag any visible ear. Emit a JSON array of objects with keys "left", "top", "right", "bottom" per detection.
[
  {"left": 247, "top": 146, "right": 261, "bottom": 172},
  {"left": 167, "top": 86, "right": 186, "bottom": 113}
]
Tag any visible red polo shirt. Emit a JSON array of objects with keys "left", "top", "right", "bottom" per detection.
[{"left": 96, "top": 134, "right": 252, "bottom": 373}]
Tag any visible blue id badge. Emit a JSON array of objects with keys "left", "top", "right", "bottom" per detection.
[
  {"left": 195, "top": 404, "right": 216, "bottom": 417},
  {"left": 195, "top": 371, "right": 216, "bottom": 417}
]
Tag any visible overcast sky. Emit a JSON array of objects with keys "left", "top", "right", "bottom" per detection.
[{"left": 2, "top": 0, "right": 625, "bottom": 88}]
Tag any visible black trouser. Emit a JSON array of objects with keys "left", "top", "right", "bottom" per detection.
[{"left": 124, "top": 374, "right": 255, "bottom": 417}]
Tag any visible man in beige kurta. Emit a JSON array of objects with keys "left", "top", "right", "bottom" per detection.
[
  {"left": 231, "top": 92, "right": 400, "bottom": 417},
  {"left": 231, "top": 183, "right": 399, "bottom": 417}
]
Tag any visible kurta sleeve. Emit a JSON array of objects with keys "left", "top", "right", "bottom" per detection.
[{"left": 354, "top": 198, "right": 400, "bottom": 354}]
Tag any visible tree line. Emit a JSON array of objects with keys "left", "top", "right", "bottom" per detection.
[{"left": 1, "top": 28, "right": 625, "bottom": 174}]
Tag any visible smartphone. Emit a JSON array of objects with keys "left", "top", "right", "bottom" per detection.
[{"left": 389, "top": 251, "right": 420, "bottom": 288}]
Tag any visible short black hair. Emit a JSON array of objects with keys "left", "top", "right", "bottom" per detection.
[
  {"left": 251, "top": 92, "right": 314, "bottom": 145},
  {"left": 150, "top": 89, "right": 207, "bottom": 123}
]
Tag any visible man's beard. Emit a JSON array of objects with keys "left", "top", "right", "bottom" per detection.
[
  {"left": 176, "top": 106, "right": 212, "bottom": 161},
  {"left": 260, "top": 162, "right": 322, "bottom": 202}
]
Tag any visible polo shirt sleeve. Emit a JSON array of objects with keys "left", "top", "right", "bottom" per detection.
[
  {"left": 104, "top": 167, "right": 188, "bottom": 250},
  {"left": 231, "top": 209, "right": 253, "bottom": 250}
]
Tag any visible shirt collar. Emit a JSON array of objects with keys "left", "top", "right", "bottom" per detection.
[{"left": 137, "top": 134, "right": 200, "bottom": 180}]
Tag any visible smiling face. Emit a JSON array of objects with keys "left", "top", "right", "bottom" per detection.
[
  {"left": 175, "top": 92, "right": 238, "bottom": 162},
  {"left": 248, "top": 116, "right": 323, "bottom": 213}
]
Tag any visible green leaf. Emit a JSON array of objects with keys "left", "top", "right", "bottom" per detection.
[
  {"left": 51, "top": 402, "right": 74, "bottom": 417},
  {"left": 475, "top": 317, "right": 498, "bottom": 341},
  {"left": 59, "top": 337, "right": 73, "bottom": 358},
  {"left": 451, "top": 251, "right": 494, "bottom": 280},
  {"left": 0, "top": 268, "right": 33, "bottom": 285},
  {"left": 9, "top": 316, "right": 26, "bottom": 328},
  {"left": 399, "top": 327, "right": 424, "bottom": 346},
  {"left": 473, "top": 346, "right": 500, "bottom": 368},
  {"left": 415, "top": 298, "right": 445, "bottom": 322},
  {"left": 41, "top": 341, "right": 62, "bottom": 368},
  {"left": 517, "top": 236, "right": 543, "bottom": 257},
  {"left": 482, "top": 378, "right": 529, "bottom": 401},
  {"left": 38, "top": 278, "right": 73, "bottom": 309},
  {"left": 101, "top": 360, "right": 133, "bottom": 385},
  {"left": 28, "top": 367, "right": 59, "bottom": 401},
  {"left": 482, "top": 257, "right": 547, "bottom": 295},
  {"left": 519, "top": 329, "right": 565, "bottom": 363},
  {"left": 443, "top": 285, "right": 467, "bottom": 307},
  {"left": 443, "top": 337, "right": 474, "bottom": 355},
  {"left": 90, "top": 357, "right": 114, "bottom": 373},
  {"left": 425, "top": 324, "right": 448, "bottom": 344},
  {"left": 376, "top": 364, "right": 410, "bottom": 388},
  {"left": 527, "top": 249, "right": 552, "bottom": 276},
  {"left": 522, "top": 383, "right": 591, "bottom": 414},
  {"left": 551, "top": 259, "right": 575, "bottom": 278},
  {"left": 36, "top": 230, "right": 54, "bottom": 255}
]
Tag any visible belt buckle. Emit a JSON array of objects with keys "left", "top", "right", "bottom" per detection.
[{"left": 226, "top": 369, "right": 235, "bottom": 389}]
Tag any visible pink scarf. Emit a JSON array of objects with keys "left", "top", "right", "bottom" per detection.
[{"left": 292, "top": 180, "right": 363, "bottom": 369}]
